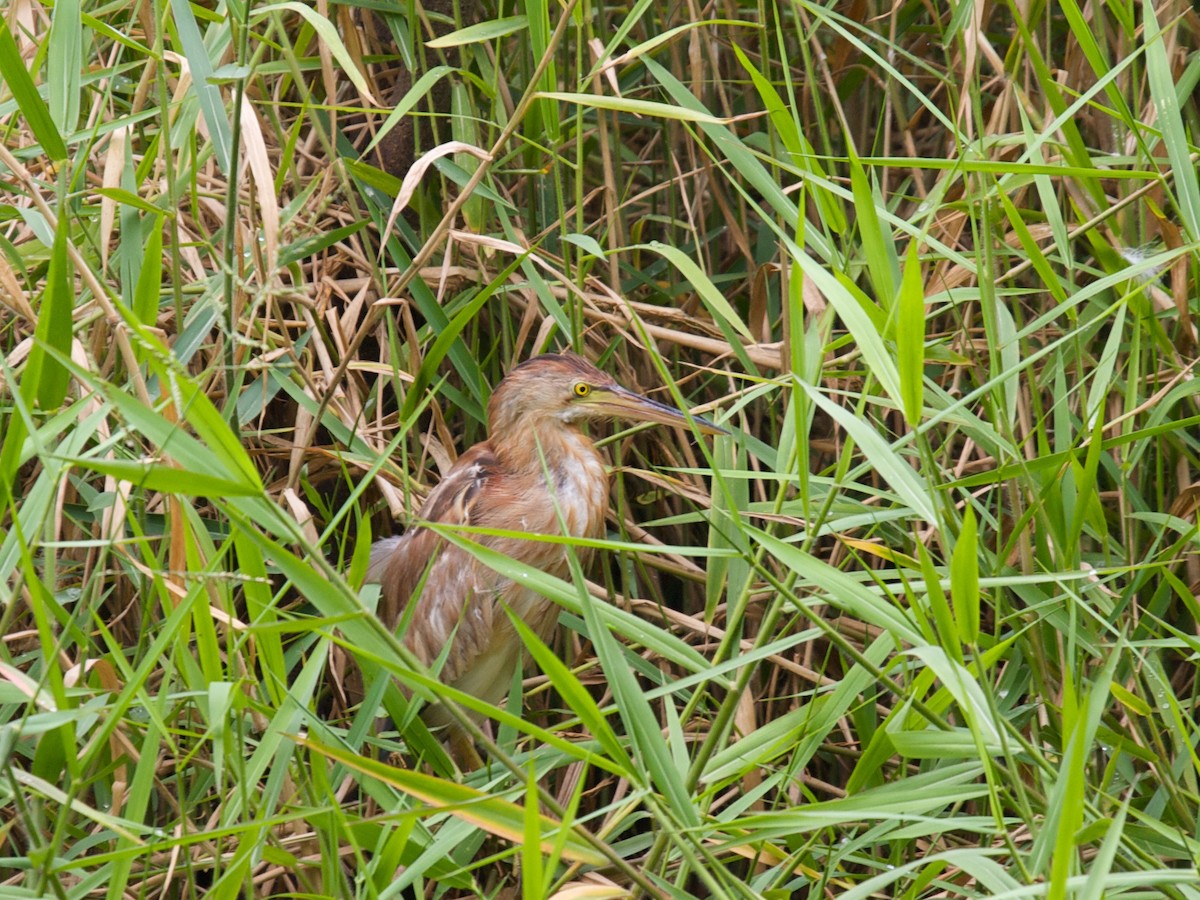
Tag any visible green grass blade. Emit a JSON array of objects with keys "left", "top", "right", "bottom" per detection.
[
  {"left": 47, "top": 0, "right": 81, "bottom": 135},
  {"left": 506, "top": 607, "right": 637, "bottom": 777},
  {"left": 950, "top": 505, "right": 979, "bottom": 645},
  {"left": 896, "top": 242, "right": 925, "bottom": 426},
  {"left": 1143, "top": 2, "right": 1200, "bottom": 239},
  {"left": 301, "top": 737, "right": 608, "bottom": 866},
  {"left": 166, "top": 0, "right": 234, "bottom": 173},
  {"left": 27, "top": 213, "right": 73, "bottom": 410},
  {"left": 0, "top": 24, "right": 67, "bottom": 159}
]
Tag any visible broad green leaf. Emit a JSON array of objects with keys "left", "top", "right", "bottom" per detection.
[
  {"left": 534, "top": 92, "right": 726, "bottom": 124},
  {"left": 10, "top": 767, "right": 147, "bottom": 842},
  {"left": 798, "top": 381, "right": 939, "bottom": 526},
  {"left": 1031, "top": 624, "right": 1122, "bottom": 879},
  {"left": 168, "top": 0, "right": 234, "bottom": 174},
  {"left": 949, "top": 506, "right": 979, "bottom": 644},
  {"left": 632, "top": 242, "right": 753, "bottom": 342},
  {"left": 149, "top": 359, "right": 264, "bottom": 491},
  {"left": 26, "top": 213, "right": 73, "bottom": 410},
  {"left": 47, "top": 0, "right": 81, "bottom": 135},
  {"left": 364, "top": 66, "right": 454, "bottom": 157},
  {"left": 905, "top": 646, "right": 1000, "bottom": 743},
  {"left": 917, "top": 543, "right": 960, "bottom": 664},
  {"left": 1080, "top": 800, "right": 1129, "bottom": 900},
  {"left": 725, "top": 763, "right": 988, "bottom": 840},
  {"left": 602, "top": 19, "right": 754, "bottom": 73},
  {"left": 562, "top": 232, "right": 606, "bottom": 259},
  {"left": 399, "top": 255, "right": 526, "bottom": 422},
  {"left": 279, "top": 221, "right": 368, "bottom": 267},
  {"left": 896, "top": 242, "right": 925, "bottom": 426},
  {"left": 255, "top": 3, "right": 376, "bottom": 104},
  {"left": 836, "top": 848, "right": 1022, "bottom": 900},
  {"left": 750, "top": 526, "right": 923, "bottom": 646},
  {"left": 1045, "top": 695, "right": 1093, "bottom": 895},
  {"left": 889, "top": 727, "right": 1003, "bottom": 759},
  {"left": 95, "top": 187, "right": 167, "bottom": 216},
  {"left": 506, "top": 609, "right": 636, "bottom": 777},
  {"left": 521, "top": 762, "right": 545, "bottom": 900},
  {"left": 426, "top": 15, "right": 527, "bottom": 47},
  {"left": 301, "top": 737, "right": 608, "bottom": 866},
  {"left": 996, "top": 186, "right": 1067, "bottom": 304},
  {"left": 1083, "top": 299, "right": 1126, "bottom": 430},
  {"left": 1110, "top": 680, "right": 1151, "bottom": 717},
  {"left": 1144, "top": 1, "right": 1200, "bottom": 240},
  {"left": 580, "top": 583, "right": 698, "bottom": 826},
  {"left": 451, "top": 82, "right": 484, "bottom": 231},
  {"left": 0, "top": 24, "right": 67, "bottom": 159},
  {"left": 701, "top": 704, "right": 818, "bottom": 784},
  {"left": 732, "top": 43, "right": 845, "bottom": 233},
  {"left": 133, "top": 215, "right": 163, "bottom": 328},
  {"left": 60, "top": 457, "right": 261, "bottom": 497},
  {"left": 81, "top": 12, "right": 151, "bottom": 55},
  {"left": 42, "top": 343, "right": 263, "bottom": 495},
  {"left": 526, "top": 0, "right": 558, "bottom": 143},
  {"left": 849, "top": 153, "right": 898, "bottom": 304}
]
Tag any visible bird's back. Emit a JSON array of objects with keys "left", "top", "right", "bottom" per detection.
[{"left": 368, "top": 434, "right": 608, "bottom": 715}]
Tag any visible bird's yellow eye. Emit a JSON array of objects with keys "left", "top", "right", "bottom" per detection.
[{"left": 573, "top": 382, "right": 591, "bottom": 397}]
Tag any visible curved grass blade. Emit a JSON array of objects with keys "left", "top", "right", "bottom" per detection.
[{"left": 300, "top": 737, "right": 608, "bottom": 867}]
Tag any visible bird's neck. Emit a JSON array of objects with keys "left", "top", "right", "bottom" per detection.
[
  {"left": 494, "top": 420, "right": 609, "bottom": 538},
  {"left": 494, "top": 418, "right": 598, "bottom": 474}
]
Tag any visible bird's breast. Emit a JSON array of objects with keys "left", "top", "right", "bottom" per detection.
[{"left": 550, "top": 434, "right": 609, "bottom": 540}]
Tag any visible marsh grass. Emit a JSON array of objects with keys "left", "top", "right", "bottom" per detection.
[{"left": 2, "top": 0, "right": 1200, "bottom": 896}]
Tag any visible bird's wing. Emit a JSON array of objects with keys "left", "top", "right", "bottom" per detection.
[{"left": 370, "top": 444, "right": 508, "bottom": 681}]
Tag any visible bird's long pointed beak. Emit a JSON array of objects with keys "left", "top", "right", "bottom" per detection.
[{"left": 597, "top": 385, "right": 728, "bottom": 435}]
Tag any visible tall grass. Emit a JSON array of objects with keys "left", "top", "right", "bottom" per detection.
[{"left": 1, "top": 0, "right": 1199, "bottom": 896}]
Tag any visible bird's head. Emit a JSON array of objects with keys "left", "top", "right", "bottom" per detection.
[{"left": 488, "top": 353, "right": 726, "bottom": 437}]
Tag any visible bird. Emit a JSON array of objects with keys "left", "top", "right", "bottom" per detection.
[{"left": 366, "top": 352, "right": 724, "bottom": 762}]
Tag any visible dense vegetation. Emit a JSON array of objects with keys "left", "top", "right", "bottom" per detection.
[{"left": 2, "top": 0, "right": 1199, "bottom": 895}]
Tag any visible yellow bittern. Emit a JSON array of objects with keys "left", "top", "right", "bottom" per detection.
[{"left": 367, "top": 353, "right": 723, "bottom": 754}]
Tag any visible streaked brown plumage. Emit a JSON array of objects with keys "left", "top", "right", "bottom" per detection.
[{"left": 366, "top": 353, "right": 722, "bottom": 749}]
